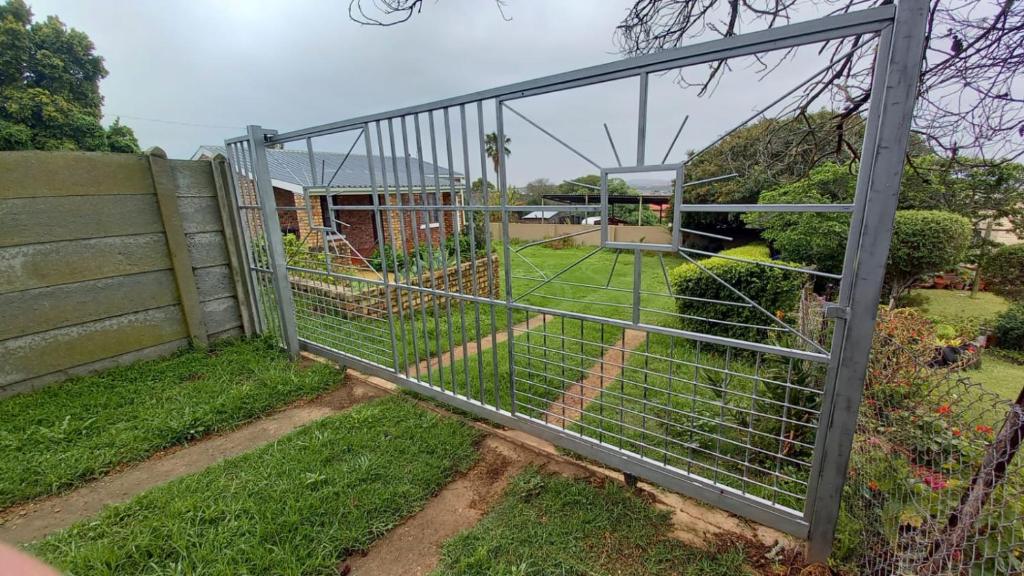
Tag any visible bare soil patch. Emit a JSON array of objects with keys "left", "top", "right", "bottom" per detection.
[
  {"left": 341, "top": 435, "right": 588, "bottom": 576},
  {"left": 545, "top": 329, "right": 647, "bottom": 427}
]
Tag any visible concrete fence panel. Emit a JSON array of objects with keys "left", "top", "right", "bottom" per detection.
[{"left": 0, "top": 150, "right": 248, "bottom": 396}]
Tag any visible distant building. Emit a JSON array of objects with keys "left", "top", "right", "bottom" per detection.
[{"left": 194, "top": 145, "right": 463, "bottom": 261}]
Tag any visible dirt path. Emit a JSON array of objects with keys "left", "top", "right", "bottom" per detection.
[
  {"left": 405, "top": 314, "right": 550, "bottom": 379},
  {"left": 341, "top": 436, "right": 589, "bottom": 576},
  {"left": 545, "top": 329, "right": 647, "bottom": 428},
  {"left": 0, "top": 380, "right": 387, "bottom": 545}
]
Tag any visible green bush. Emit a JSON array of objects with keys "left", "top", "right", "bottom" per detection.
[
  {"left": 742, "top": 162, "right": 855, "bottom": 274},
  {"left": 886, "top": 210, "right": 971, "bottom": 303},
  {"left": 670, "top": 244, "right": 805, "bottom": 341},
  {"left": 984, "top": 243, "right": 1024, "bottom": 302},
  {"left": 994, "top": 303, "right": 1024, "bottom": 351}
]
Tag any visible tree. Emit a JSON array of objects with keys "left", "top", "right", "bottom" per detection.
[
  {"left": 742, "top": 162, "right": 857, "bottom": 274},
  {"left": 746, "top": 164, "right": 972, "bottom": 304},
  {"left": 521, "top": 177, "right": 557, "bottom": 205},
  {"left": 886, "top": 210, "right": 972, "bottom": 305},
  {"left": 900, "top": 155, "right": 1024, "bottom": 244},
  {"left": 484, "top": 131, "right": 510, "bottom": 174},
  {"left": 0, "top": 0, "right": 139, "bottom": 152},
  {"left": 350, "top": 0, "right": 1023, "bottom": 164},
  {"left": 684, "top": 110, "right": 876, "bottom": 230},
  {"left": 984, "top": 243, "right": 1024, "bottom": 302}
]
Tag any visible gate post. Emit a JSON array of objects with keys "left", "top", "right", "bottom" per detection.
[
  {"left": 803, "top": 0, "right": 928, "bottom": 562},
  {"left": 247, "top": 125, "right": 300, "bottom": 359}
]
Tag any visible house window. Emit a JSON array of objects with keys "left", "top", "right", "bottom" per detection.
[{"left": 418, "top": 191, "right": 443, "bottom": 230}]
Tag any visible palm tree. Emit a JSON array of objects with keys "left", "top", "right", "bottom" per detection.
[{"left": 484, "top": 132, "right": 511, "bottom": 174}]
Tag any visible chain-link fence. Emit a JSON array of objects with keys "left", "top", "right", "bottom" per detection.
[{"left": 836, "top": 308, "right": 1023, "bottom": 575}]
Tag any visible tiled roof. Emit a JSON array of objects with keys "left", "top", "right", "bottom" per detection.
[{"left": 194, "top": 145, "right": 461, "bottom": 190}]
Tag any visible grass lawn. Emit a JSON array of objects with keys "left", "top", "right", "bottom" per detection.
[
  {"left": 432, "top": 469, "right": 748, "bottom": 576},
  {"left": 916, "top": 288, "right": 1009, "bottom": 325},
  {"left": 914, "top": 288, "right": 1021, "bottom": 402},
  {"left": 427, "top": 245, "right": 684, "bottom": 415},
  {"left": 30, "top": 397, "right": 480, "bottom": 575},
  {"left": 0, "top": 337, "right": 341, "bottom": 509}
]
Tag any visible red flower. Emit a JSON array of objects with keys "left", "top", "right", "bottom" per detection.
[
  {"left": 975, "top": 424, "right": 993, "bottom": 434},
  {"left": 936, "top": 404, "right": 952, "bottom": 415},
  {"left": 868, "top": 481, "right": 880, "bottom": 492},
  {"left": 951, "top": 428, "right": 961, "bottom": 437}
]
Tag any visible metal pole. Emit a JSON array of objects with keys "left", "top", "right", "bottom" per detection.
[
  {"left": 247, "top": 125, "right": 300, "bottom": 359},
  {"left": 804, "top": 0, "right": 929, "bottom": 561}
]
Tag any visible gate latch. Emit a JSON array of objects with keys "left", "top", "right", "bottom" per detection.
[{"left": 824, "top": 304, "right": 849, "bottom": 319}]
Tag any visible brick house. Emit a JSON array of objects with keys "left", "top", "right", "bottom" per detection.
[{"left": 194, "top": 145, "right": 464, "bottom": 263}]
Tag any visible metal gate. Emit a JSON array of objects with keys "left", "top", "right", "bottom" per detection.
[{"left": 222, "top": 0, "right": 926, "bottom": 560}]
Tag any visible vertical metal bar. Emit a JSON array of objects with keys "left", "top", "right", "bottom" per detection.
[
  {"left": 388, "top": 119, "right": 416, "bottom": 373},
  {"left": 477, "top": 100, "right": 501, "bottom": 407},
  {"left": 224, "top": 142, "right": 265, "bottom": 335},
  {"left": 636, "top": 72, "right": 649, "bottom": 166},
  {"left": 305, "top": 137, "right": 318, "bottom": 186},
  {"left": 376, "top": 121, "right": 409, "bottom": 373},
  {"left": 402, "top": 116, "right": 432, "bottom": 386},
  {"left": 246, "top": 125, "right": 300, "bottom": 358},
  {"left": 443, "top": 107, "right": 472, "bottom": 397},
  {"left": 804, "top": 0, "right": 929, "bottom": 561},
  {"left": 461, "top": 104, "right": 486, "bottom": 401},
  {"left": 364, "top": 123, "right": 401, "bottom": 372},
  {"left": 496, "top": 99, "right": 517, "bottom": 414},
  {"left": 414, "top": 114, "right": 446, "bottom": 388},
  {"left": 671, "top": 164, "right": 685, "bottom": 251},
  {"left": 632, "top": 248, "right": 642, "bottom": 325},
  {"left": 429, "top": 111, "right": 458, "bottom": 391}
]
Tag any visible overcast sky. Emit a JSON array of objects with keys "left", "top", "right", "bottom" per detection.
[{"left": 29, "top": 0, "right": 837, "bottom": 186}]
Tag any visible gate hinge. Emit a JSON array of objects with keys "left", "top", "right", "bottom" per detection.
[{"left": 824, "top": 304, "right": 849, "bottom": 319}]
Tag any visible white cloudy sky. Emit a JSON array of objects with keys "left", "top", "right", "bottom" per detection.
[{"left": 30, "top": 0, "right": 843, "bottom": 185}]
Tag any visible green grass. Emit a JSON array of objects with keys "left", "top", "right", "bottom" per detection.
[
  {"left": 432, "top": 468, "right": 748, "bottom": 576},
  {"left": 30, "top": 397, "right": 480, "bottom": 575},
  {"left": 970, "top": 355, "right": 1023, "bottom": 402},
  {"left": 572, "top": 332, "right": 818, "bottom": 512},
  {"left": 916, "top": 288, "right": 1010, "bottom": 325},
  {"left": 914, "top": 288, "right": 1021, "bottom": 402},
  {"left": 0, "top": 337, "right": 341, "bottom": 509},
  {"left": 427, "top": 245, "right": 684, "bottom": 415}
]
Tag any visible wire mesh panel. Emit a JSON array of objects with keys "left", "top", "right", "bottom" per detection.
[
  {"left": 222, "top": 0, "right": 947, "bottom": 560},
  {"left": 224, "top": 139, "right": 283, "bottom": 347}
]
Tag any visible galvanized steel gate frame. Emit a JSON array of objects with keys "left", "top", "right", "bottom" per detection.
[{"left": 222, "top": 0, "right": 927, "bottom": 561}]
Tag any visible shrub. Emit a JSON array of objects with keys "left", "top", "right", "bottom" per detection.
[
  {"left": 742, "top": 162, "right": 855, "bottom": 274},
  {"left": 670, "top": 244, "right": 805, "bottom": 341},
  {"left": 885, "top": 210, "right": 971, "bottom": 304},
  {"left": 993, "top": 303, "right": 1024, "bottom": 351},
  {"left": 984, "top": 243, "right": 1024, "bottom": 302}
]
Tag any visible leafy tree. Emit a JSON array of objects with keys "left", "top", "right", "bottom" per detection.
[
  {"left": 0, "top": 0, "right": 138, "bottom": 152},
  {"left": 900, "top": 155, "right": 1024, "bottom": 247},
  {"left": 742, "top": 162, "right": 857, "bottom": 274},
  {"left": 983, "top": 244, "right": 1024, "bottom": 302},
  {"left": 484, "top": 131, "right": 510, "bottom": 174},
  {"left": 556, "top": 173, "right": 657, "bottom": 224},
  {"left": 105, "top": 117, "right": 138, "bottom": 153},
  {"left": 746, "top": 164, "right": 972, "bottom": 303},
  {"left": 521, "top": 177, "right": 557, "bottom": 205}
]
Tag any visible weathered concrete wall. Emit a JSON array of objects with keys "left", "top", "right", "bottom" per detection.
[
  {"left": 0, "top": 150, "right": 246, "bottom": 396},
  {"left": 496, "top": 222, "right": 674, "bottom": 246}
]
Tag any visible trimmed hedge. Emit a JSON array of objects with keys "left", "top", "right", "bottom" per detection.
[
  {"left": 670, "top": 244, "right": 805, "bottom": 341},
  {"left": 984, "top": 243, "right": 1024, "bottom": 302},
  {"left": 994, "top": 303, "right": 1024, "bottom": 351}
]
